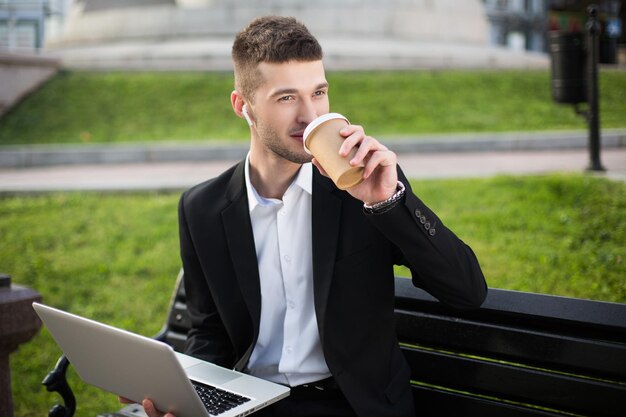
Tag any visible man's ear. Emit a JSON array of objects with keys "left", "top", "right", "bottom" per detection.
[{"left": 231, "top": 91, "right": 252, "bottom": 126}]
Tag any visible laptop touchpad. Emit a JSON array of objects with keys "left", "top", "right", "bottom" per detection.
[{"left": 187, "top": 363, "right": 242, "bottom": 385}]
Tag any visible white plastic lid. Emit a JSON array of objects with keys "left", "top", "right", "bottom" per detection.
[{"left": 302, "top": 113, "right": 349, "bottom": 154}]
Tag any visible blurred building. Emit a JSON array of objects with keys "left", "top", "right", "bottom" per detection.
[
  {"left": 0, "top": 0, "right": 71, "bottom": 52},
  {"left": 484, "top": 0, "right": 623, "bottom": 61},
  {"left": 484, "top": 0, "right": 549, "bottom": 52},
  {"left": 547, "top": 0, "right": 623, "bottom": 64},
  {"left": 1, "top": 0, "right": 623, "bottom": 62}
]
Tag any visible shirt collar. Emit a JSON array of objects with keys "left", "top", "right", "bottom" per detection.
[{"left": 245, "top": 153, "right": 312, "bottom": 213}]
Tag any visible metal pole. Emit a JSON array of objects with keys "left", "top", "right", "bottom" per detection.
[{"left": 586, "top": 5, "right": 605, "bottom": 171}]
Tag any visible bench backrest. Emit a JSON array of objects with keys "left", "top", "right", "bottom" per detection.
[
  {"left": 394, "top": 277, "right": 626, "bottom": 417},
  {"left": 159, "top": 272, "right": 626, "bottom": 417}
]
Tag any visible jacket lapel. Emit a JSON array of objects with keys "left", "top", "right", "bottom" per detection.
[
  {"left": 311, "top": 170, "right": 342, "bottom": 343},
  {"left": 221, "top": 162, "right": 262, "bottom": 342}
]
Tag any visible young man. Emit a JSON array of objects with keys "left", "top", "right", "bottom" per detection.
[{"left": 134, "top": 15, "right": 487, "bottom": 417}]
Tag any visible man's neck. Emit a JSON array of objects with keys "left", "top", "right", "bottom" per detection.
[{"left": 248, "top": 148, "right": 301, "bottom": 200}]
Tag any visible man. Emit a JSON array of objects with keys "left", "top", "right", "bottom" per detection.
[{"left": 133, "top": 15, "right": 487, "bottom": 417}]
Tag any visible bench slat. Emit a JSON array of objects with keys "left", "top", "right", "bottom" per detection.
[
  {"left": 395, "top": 278, "right": 626, "bottom": 340},
  {"left": 395, "top": 309, "right": 626, "bottom": 380},
  {"left": 411, "top": 384, "right": 568, "bottom": 417},
  {"left": 401, "top": 344, "right": 626, "bottom": 417}
]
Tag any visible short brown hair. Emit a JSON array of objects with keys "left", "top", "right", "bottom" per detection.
[{"left": 232, "top": 16, "right": 323, "bottom": 102}]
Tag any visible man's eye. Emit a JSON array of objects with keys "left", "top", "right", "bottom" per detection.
[
  {"left": 314, "top": 90, "right": 327, "bottom": 97},
  {"left": 279, "top": 96, "right": 294, "bottom": 102}
]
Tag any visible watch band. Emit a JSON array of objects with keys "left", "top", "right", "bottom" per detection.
[{"left": 363, "top": 181, "right": 406, "bottom": 215}]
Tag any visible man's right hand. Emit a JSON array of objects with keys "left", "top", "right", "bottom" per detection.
[{"left": 118, "top": 396, "right": 176, "bottom": 417}]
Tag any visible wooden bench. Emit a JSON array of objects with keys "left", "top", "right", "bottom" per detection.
[{"left": 43, "top": 272, "right": 626, "bottom": 417}]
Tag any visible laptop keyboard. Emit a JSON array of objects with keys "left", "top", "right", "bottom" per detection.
[{"left": 192, "top": 380, "right": 252, "bottom": 416}]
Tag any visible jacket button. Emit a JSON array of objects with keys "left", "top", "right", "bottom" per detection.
[
  {"left": 414, "top": 209, "right": 421, "bottom": 218},
  {"left": 429, "top": 229, "right": 436, "bottom": 236},
  {"left": 420, "top": 216, "right": 426, "bottom": 224},
  {"left": 425, "top": 222, "right": 431, "bottom": 230}
]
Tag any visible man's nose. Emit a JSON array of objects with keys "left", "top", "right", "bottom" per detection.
[{"left": 297, "top": 99, "right": 319, "bottom": 125}]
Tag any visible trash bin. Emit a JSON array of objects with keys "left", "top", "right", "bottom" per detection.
[{"left": 549, "top": 31, "right": 587, "bottom": 104}]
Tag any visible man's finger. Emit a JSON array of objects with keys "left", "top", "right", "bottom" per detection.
[{"left": 142, "top": 399, "right": 164, "bottom": 417}]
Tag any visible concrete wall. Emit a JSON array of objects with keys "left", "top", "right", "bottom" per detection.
[
  {"left": 0, "top": 53, "right": 60, "bottom": 116},
  {"left": 47, "top": 0, "right": 489, "bottom": 47}
]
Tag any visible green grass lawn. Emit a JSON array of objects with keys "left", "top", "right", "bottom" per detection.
[
  {"left": 1, "top": 69, "right": 625, "bottom": 145},
  {"left": 2, "top": 174, "right": 624, "bottom": 417}
]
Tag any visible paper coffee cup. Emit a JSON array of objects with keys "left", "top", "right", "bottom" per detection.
[{"left": 303, "top": 113, "right": 365, "bottom": 190}]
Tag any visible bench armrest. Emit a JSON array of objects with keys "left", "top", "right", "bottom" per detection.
[{"left": 42, "top": 355, "right": 76, "bottom": 417}]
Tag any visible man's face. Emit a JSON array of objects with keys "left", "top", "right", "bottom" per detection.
[{"left": 250, "top": 60, "right": 329, "bottom": 164}]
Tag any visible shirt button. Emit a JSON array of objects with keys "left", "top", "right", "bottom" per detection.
[
  {"left": 285, "top": 347, "right": 293, "bottom": 355},
  {"left": 288, "top": 301, "right": 295, "bottom": 309},
  {"left": 284, "top": 255, "right": 291, "bottom": 263}
]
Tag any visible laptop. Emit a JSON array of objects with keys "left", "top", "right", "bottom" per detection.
[{"left": 33, "top": 302, "right": 290, "bottom": 417}]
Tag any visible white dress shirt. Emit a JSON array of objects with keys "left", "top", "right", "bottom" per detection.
[{"left": 244, "top": 155, "right": 331, "bottom": 386}]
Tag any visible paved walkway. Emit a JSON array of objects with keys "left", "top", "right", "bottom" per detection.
[
  {"left": 1, "top": 147, "right": 624, "bottom": 194},
  {"left": 2, "top": 130, "right": 625, "bottom": 193}
]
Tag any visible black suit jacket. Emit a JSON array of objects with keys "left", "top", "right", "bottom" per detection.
[{"left": 178, "top": 161, "right": 487, "bottom": 417}]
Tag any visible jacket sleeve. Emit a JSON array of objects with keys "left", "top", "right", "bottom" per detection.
[
  {"left": 366, "top": 168, "right": 488, "bottom": 309},
  {"left": 178, "top": 192, "right": 236, "bottom": 367}
]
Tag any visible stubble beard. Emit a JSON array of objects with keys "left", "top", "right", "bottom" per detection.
[{"left": 256, "top": 121, "right": 312, "bottom": 165}]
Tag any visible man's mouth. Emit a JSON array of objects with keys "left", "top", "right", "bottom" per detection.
[{"left": 290, "top": 130, "right": 305, "bottom": 141}]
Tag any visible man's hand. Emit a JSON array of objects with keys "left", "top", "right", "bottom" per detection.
[
  {"left": 119, "top": 396, "right": 176, "bottom": 417},
  {"left": 312, "top": 124, "right": 398, "bottom": 204}
]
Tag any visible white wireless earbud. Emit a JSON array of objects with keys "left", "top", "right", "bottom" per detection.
[{"left": 242, "top": 104, "right": 254, "bottom": 127}]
